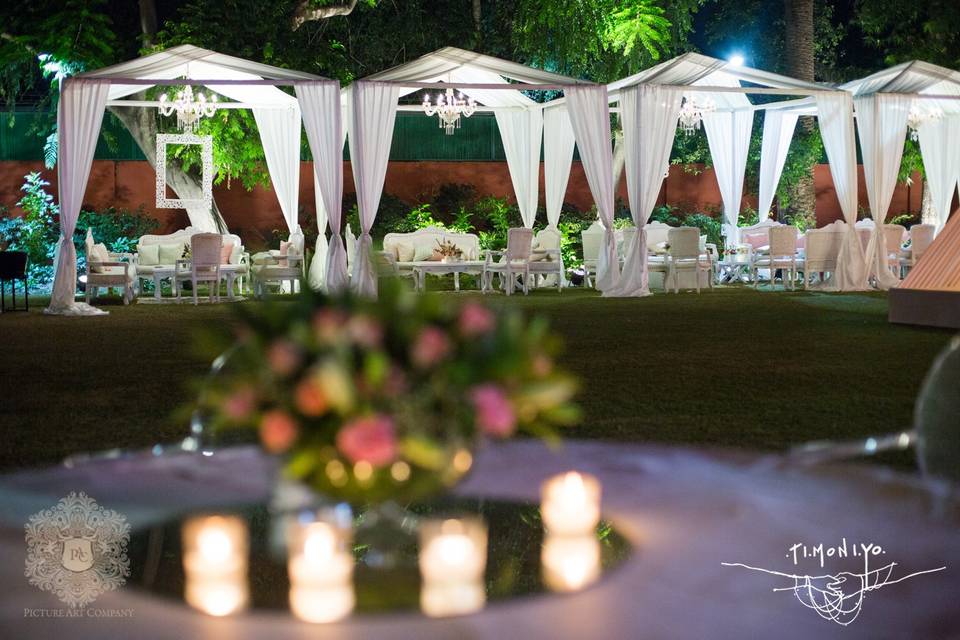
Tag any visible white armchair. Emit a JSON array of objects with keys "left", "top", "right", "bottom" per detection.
[
  {"left": 667, "top": 227, "right": 713, "bottom": 294},
  {"left": 483, "top": 227, "right": 534, "bottom": 296},
  {"left": 801, "top": 225, "right": 844, "bottom": 287},
  {"left": 752, "top": 225, "right": 800, "bottom": 290},
  {"left": 900, "top": 223, "right": 935, "bottom": 277},
  {"left": 175, "top": 233, "right": 222, "bottom": 304},
  {"left": 528, "top": 227, "right": 564, "bottom": 292},
  {"left": 580, "top": 221, "right": 604, "bottom": 288},
  {"left": 83, "top": 229, "right": 135, "bottom": 305}
]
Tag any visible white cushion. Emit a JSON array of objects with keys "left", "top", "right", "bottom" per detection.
[
  {"left": 413, "top": 243, "right": 435, "bottom": 262},
  {"left": 230, "top": 243, "right": 243, "bottom": 265},
  {"left": 138, "top": 243, "right": 160, "bottom": 266},
  {"left": 396, "top": 242, "right": 416, "bottom": 263},
  {"left": 159, "top": 242, "right": 183, "bottom": 265},
  {"left": 89, "top": 243, "right": 110, "bottom": 273}
]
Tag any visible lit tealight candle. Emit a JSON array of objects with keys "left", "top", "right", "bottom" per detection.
[
  {"left": 182, "top": 515, "right": 248, "bottom": 577},
  {"left": 540, "top": 471, "right": 601, "bottom": 537},
  {"left": 418, "top": 517, "right": 487, "bottom": 584},
  {"left": 541, "top": 534, "right": 601, "bottom": 593},
  {"left": 185, "top": 573, "right": 249, "bottom": 617},
  {"left": 420, "top": 579, "right": 486, "bottom": 618}
]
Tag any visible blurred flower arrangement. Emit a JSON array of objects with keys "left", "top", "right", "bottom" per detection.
[
  {"left": 434, "top": 239, "right": 463, "bottom": 262},
  {"left": 197, "top": 283, "right": 579, "bottom": 505}
]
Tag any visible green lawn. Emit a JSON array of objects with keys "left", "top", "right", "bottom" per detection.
[{"left": 0, "top": 286, "right": 953, "bottom": 472}]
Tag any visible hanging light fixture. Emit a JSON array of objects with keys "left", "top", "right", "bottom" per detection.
[
  {"left": 422, "top": 88, "right": 477, "bottom": 135},
  {"left": 677, "top": 96, "right": 716, "bottom": 136},
  {"left": 159, "top": 85, "right": 219, "bottom": 132},
  {"left": 906, "top": 104, "right": 943, "bottom": 142}
]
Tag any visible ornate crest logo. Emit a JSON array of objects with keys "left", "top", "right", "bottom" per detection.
[{"left": 24, "top": 492, "right": 131, "bottom": 607}]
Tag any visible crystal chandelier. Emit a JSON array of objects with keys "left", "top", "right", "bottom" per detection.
[
  {"left": 906, "top": 104, "right": 943, "bottom": 142},
  {"left": 158, "top": 85, "right": 219, "bottom": 132},
  {"left": 422, "top": 88, "right": 477, "bottom": 135},
  {"left": 677, "top": 97, "right": 716, "bottom": 136}
]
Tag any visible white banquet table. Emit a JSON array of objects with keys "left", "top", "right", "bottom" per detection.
[{"left": 0, "top": 440, "right": 957, "bottom": 639}]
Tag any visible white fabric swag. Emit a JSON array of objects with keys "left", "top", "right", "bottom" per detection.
[
  {"left": 496, "top": 108, "right": 543, "bottom": 228},
  {"left": 296, "top": 82, "right": 345, "bottom": 292},
  {"left": 917, "top": 114, "right": 960, "bottom": 232},
  {"left": 347, "top": 81, "right": 400, "bottom": 297},
  {"left": 855, "top": 94, "right": 911, "bottom": 290},
  {"left": 757, "top": 110, "right": 799, "bottom": 220},
  {"left": 543, "top": 107, "right": 577, "bottom": 228},
  {"left": 565, "top": 85, "right": 619, "bottom": 292},
  {"left": 606, "top": 84, "right": 682, "bottom": 297},
  {"left": 46, "top": 78, "right": 110, "bottom": 316},
  {"left": 818, "top": 93, "right": 867, "bottom": 291},
  {"left": 703, "top": 109, "right": 753, "bottom": 247},
  {"left": 253, "top": 105, "right": 302, "bottom": 233}
]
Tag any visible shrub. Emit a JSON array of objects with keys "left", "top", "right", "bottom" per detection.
[
  {"left": 431, "top": 183, "right": 477, "bottom": 219},
  {"left": 0, "top": 173, "right": 60, "bottom": 289}
]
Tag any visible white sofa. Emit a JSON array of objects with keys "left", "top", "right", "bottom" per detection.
[
  {"left": 382, "top": 226, "right": 482, "bottom": 277},
  {"left": 135, "top": 227, "right": 248, "bottom": 297}
]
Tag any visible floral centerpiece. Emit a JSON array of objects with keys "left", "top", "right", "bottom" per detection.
[
  {"left": 435, "top": 239, "right": 463, "bottom": 263},
  {"left": 196, "top": 283, "right": 579, "bottom": 505}
]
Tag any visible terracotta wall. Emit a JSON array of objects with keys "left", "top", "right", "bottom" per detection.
[{"left": 0, "top": 160, "right": 924, "bottom": 243}]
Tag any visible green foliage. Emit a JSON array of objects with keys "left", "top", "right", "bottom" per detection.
[
  {"left": 856, "top": 0, "right": 960, "bottom": 69},
  {"left": 513, "top": 0, "right": 706, "bottom": 82},
  {"left": 74, "top": 207, "right": 159, "bottom": 254},
  {"left": 394, "top": 204, "right": 444, "bottom": 233},
  {"left": 431, "top": 183, "right": 477, "bottom": 218},
  {"left": 0, "top": 172, "right": 60, "bottom": 288},
  {"left": 447, "top": 208, "right": 474, "bottom": 235},
  {"left": 776, "top": 126, "right": 824, "bottom": 225},
  {"left": 649, "top": 204, "right": 722, "bottom": 247}
]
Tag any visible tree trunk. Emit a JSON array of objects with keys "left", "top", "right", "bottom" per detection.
[
  {"left": 920, "top": 179, "right": 936, "bottom": 225},
  {"left": 138, "top": 0, "right": 158, "bottom": 47},
  {"left": 472, "top": 0, "right": 483, "bottom": 45},
  {"left": 782, "top": 0, "right": 817, "bottom": 227},
  {"left": 110, "top": 102, "right": 227, "bottom": 233}
]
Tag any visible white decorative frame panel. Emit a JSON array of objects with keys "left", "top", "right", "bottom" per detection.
[{"left": 155, "top": 133, "right": 213, "bottom": 210}]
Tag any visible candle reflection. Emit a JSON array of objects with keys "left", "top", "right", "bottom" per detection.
[
  {"left": 418, "top": 516, "right": 487, "bottom": 618},
  {"left": 286, "top": 510, "right": 355, "bottom": 623},
  {"left": 541, "top": 534, "right": 601, "bottom": 593}
]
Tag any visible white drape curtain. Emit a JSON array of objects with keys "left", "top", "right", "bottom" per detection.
[
  {"left": 543, "top": 107, "right": 576, "bottom": 228},
  {"left": 296, "top": 81, "right": 346, "bottom": 292},
  {"left": 854, "top": 94, "right": 911, "bottom": 290},
  {"left": 347, "top": 81, "right": 399, "bottom": 297},
  {"left": 757, "top": 110, "right": 799, "bottom": 220},
  {"left": 47, "top": 78, "right": 110, "bottom": 315},
  {"left": 606, "top": 85, "right": 682, "bottom": 297},
  {"left": 818, "top": 93, "right": 867, "bottom": 291},
  {"left": 309, "top": 170, "right": 329, "bottom": 289},
  {"left": 496, "top": 108, "right": 543, "bottom": 228},
  {"left": 565, "top": 85, "right": 619, "bottom": 292},
  {"left": 917, "top": 114, "right": 960, "bottom": 233},
  {"left": 703, "top": 110, "right": 753, "bottom": 247},
  {"left": 253, "top": 106, "right": 302, "bottom": 233}
]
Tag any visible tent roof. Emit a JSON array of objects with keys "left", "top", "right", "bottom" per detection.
[
  {"left": 356, "top": 47, "right": 593, "bottom": 109},
  {"left": 77, "top": 44, "right": 327, "bottom": 105},
  {"left": 840, "top": 60, "right": 960, "bottom": 96}
]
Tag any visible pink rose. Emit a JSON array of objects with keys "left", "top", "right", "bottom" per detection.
[
  {"left": 223, "top": 387, "right": 256, "bottom": 420},
  {"left": 336, "top": 415, "right": 398, "bottom": 468},
  {"left": 347, "top": 315, "right": 383, "bottom": 348},
  {"left": 459, "top": 302, "right": 495, "bottom": 336},
  {"left": 313, "top": 309, "right": 347, "bottom": 342},
  {"left": 470, "top": 385, "right": 517, "bottom": 438},
  {"left": 411, "top": 326, "right": 451, "bottom": 368},
  {"left": 268, "top": 340, "right": 301, "bottom": 377},
  {"left": 260, "top": 410, "right": 299, "bottom": 454}
]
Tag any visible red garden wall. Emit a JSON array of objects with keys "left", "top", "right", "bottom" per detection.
[{"left": 0, "top": 160, "right": 925, "bottom": 244}]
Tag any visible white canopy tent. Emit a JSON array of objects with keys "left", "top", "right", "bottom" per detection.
[
  {"left": 342, "top": 47, "right": 617, "bottom": 296},
  {"left": 577, "top": 52, "right": 847, "bottom": 296},
  {"left": 47, "top": 45, "right": 342, "bottom": 315}
]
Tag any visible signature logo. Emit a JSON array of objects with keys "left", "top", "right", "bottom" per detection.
[
  {"left": 24, "top": 492, "right": 131, "bottom": 607},
  {"left": 723, "top": 539, "right": 945, "bottom": 626}
]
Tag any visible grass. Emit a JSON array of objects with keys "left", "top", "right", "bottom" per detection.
[{"left": 0, "top": 286, "right": 953, "bottom": 472}]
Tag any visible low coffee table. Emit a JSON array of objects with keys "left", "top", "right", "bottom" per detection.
[{"left": 410, "top": 260, "right": 484, "bottom": 292}]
